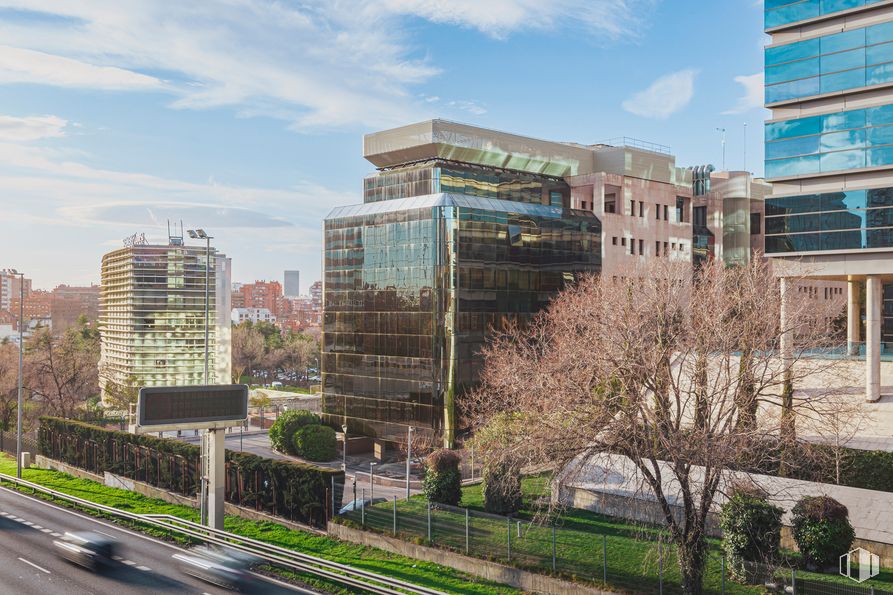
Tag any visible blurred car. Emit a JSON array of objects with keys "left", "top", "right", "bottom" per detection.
[
  {"left": 173, "top": 544, "right": 262, "bottom": 591},
  {"left": 53, "top": 531, "right": 117, "bottom": 571},
  {"left": 338, "top": 497, "right": 387, "bottom": 515}
]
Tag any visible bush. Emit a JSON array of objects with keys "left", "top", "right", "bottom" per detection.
[
  {"left": 482, "top": 462, "right": 522, "bottom": 515},
  {"left": 38, "top": 416, "right": 342, "bottom": 528},
  {"left": 719, "top": 484, "right": 784, "bottom": 582},
  {"left": 293, "top": 424, "right": 337, "bottom": 462},
  {"left": 423, "top": 449, "right": 462, "bottom": 506},
  {"left": 791, "top": 496, "right": 855, "bottom": 570},
  {"left": 269, "top": 410, "right": 320, "bottom": 455}
]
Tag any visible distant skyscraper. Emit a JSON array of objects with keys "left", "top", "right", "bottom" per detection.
[
  {"left": 98, "top": 239, "right": 232, "bottom": 404},
  {"left": 284, "top": 270, "right": 300, "bottom": 297}
]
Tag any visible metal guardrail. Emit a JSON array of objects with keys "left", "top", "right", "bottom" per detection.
[{"left": 0, "top": 471, "right": 446, "bottom": 595}]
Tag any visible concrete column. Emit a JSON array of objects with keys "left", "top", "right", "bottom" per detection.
[
  {"left": 865, "top": 276, "right": 882, "bottom": 403},
  {"left": 207, "top": 428, "right": 226, "bottom": 529},
  {"left": 848, "top": 279, "right": 861, "bottom": 356}
]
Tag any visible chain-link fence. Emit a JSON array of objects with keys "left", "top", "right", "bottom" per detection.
[
  {"left": 341, "top": 498, "right": 891, "bottom": 595},
  {"left": 0, "top": 430, "right": 38, "bottom": 459}
]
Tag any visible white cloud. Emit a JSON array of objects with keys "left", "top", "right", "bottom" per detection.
[
  {"left": 0, "top": 1, "right": 657, "bottom": 130},
  {"left": 0, "top": 114, "right": 68, "bottom": 141},
  {"left": 622, "top": 69, "right": 698, "bottom": 119},
  {"left": 723, "top": 72, "right": 764, "bottom": 115},
  {"left": 383, "top": 0, "right": 656, "bottom": 40},
  {"left": 0, "top": 45, "right": 162, "bottom": 90},
  {"left": 449, "top": 100, "right": 487, "bottom": 115}
]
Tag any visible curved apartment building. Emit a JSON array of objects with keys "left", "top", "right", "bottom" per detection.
[{"left": 99, "top": 241, "right": 231, "bottom": 405}]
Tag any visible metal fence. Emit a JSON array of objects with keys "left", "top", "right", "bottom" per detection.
[
  {"left": 343, "top": 498, "right": 891, "bottom": 595},
  {"left": 0, "top": 430, "right": 38, "bottom": 459}
]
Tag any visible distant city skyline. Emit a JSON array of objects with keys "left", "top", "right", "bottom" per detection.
[{"left": 0, "top": 0, "right": 767, "bottom": 288}]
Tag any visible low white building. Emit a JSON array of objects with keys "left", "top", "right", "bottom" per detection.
[{"left": 232, "top": 307, "right": 276, "bottom": 324}]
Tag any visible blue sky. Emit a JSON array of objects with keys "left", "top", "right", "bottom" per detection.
[{"left": 0, "top": 0, "right": 768, "bottom": 291}]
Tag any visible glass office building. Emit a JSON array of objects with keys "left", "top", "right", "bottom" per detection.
[
  {"left": 99, "top": 243, "right": 232, "bottom": 405},
  {"left": 323, "top": 121, "right": 601, "bottom": 446},
  {"left": 765, "top": 1, "right": 893, "bottom": 400}
]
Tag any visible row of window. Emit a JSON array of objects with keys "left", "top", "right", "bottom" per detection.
[
  {"left": 602, "top": 196, "right": 688, "bottom": 223},
  {"left": 610, "top": 236, "right": 687, "bottom": 256},
  {"left": 766, "top": 20, "right": 893, "bottom": 103},
  {"left": 765, "top": 228, "right": 893, "bottom": 252},
  {"left": 765, "top": 145, "right": 893, "bottom": 178},
  {"left": 766, "top": 0, "right": 885, "bottom": 29}
]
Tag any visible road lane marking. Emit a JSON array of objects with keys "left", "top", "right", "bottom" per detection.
[
  {"left": 18, "top": 558, "right": 50, "bottom": 574},
  {"left": 95, "top": 530, "right": 117, "bottom": 539},
  {"left": 50, "top": 532, "right": 61, "bottom": 537},
  {"left": 136, "top": 565, "right": 150, "bottom": 571},
  {"left": 40, "top": 528, "right": 52, "bottom": 533},
  {"left": 32, "top": 524, "right": 42, "bottom": 529},
  {"left": 22, "top": 521, "right": 33, "bottom": 525},
  {"left": 112, "top": 555, "right": 123, "bottom": 561},
  {"left": 122, "top": 559, "right": 136, "bottom": 565}
]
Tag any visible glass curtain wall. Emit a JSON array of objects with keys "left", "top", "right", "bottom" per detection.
[{"left": 322, "top": 199, "right": 600, "bottom": 445}]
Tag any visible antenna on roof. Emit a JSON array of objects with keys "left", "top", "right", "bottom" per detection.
[{"left": 168, "top": 219, "right": 184, "bottom": 246}]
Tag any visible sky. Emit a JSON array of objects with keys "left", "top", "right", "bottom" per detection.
[{"left": 0, "top": 0, "right": 769, "bottom": 292}]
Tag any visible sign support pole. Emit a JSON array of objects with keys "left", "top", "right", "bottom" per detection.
[
  {"left": 200, "top": 432, "right": 208, "bottom": 525},
  {"left": 208, "top": 427, "right": 225, "bottom": 529}
]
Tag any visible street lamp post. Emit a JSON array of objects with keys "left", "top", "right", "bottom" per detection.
[
  {"left": 10, "top": 270, "right": 24, "bottom": 479},
  {"left": 187, "top": 229, "right": 214, "bottom": 527},
  {"left": 405, "top": 426, "right": 413, "bottom": 500},
  {"left": 341, "top": 424, "right": 348, "bottom": 472},
  {"left": 369, "top": 462, "right": 377, "bottom": 501}
]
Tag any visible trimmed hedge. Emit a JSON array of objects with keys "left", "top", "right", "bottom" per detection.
[
  {"left": 269, "top": 410, "right": 320, "bottom": 455},
  {"left": 293, "top": 424, "right": 337, "bottom": 462},
  {"left": 791, "top": 496, "right": 855, "bottom": 570},
  {"left": 423, "top": 449, "right": 462, "bottom": 506},
  {"left": 38, "top": 416, "right": 343, "bottom": 527},
  {"left": 719, "top": 487, "right": 784, "bottom": 582}
]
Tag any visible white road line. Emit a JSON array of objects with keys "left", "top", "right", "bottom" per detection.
[
  {"left": 135, "top": 565, "right": 150, "bottom": 571},
  {"left": 22, "top": 521, "right": 33, "bottom": 526},
  {"left": 18, "top": 558, "right": 50, "bottom": 574},
  {"left": 0, "top": 511, "right": 8, "bottom": 515},
  {"left": 40, "top": 528, "right": 52, "bottom": 533},
  {"left": 95, "top": 530, "right": 117, "bottom": 539},
  {"left": 32, "top": 524, "right": 42, "bottom": 529},
  {"left": 50, "top": 532, "right": 61, "bottom": 537},
  {"left": 111, "top": 555, "right": 123, "bottom": 561},
  {"left": 122, "top": 559, "right": 136, "bottom": 566}
]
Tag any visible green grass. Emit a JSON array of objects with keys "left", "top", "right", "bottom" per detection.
[
  {"left": 340, "top": 474, "right": 893, "bottom": 595},
  {"left": 250, "top": 384, "right": 313, "bottom": 394},
  {"left": 0, "top": 454, "right": 515, "bottom": 595}
]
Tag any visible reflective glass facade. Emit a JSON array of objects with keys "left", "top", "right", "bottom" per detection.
[
  {"left": 766, "top": 0, "right": 885, "bottom": 29},
  {"left": 99, "top": 245, "right": 232, "bottom": 404},
  {"left": 322, "top": 193, "right": 600, "bottom": 445},
  {"left": 364, "top": 160, "right": 569, "bottom": 206},
  {"left": 765, "top": 104, "right": 893, "bottom": 177},
  {"left": 764, "top": 188, "right": 893, "bottom": 252},
  {"left": 766, "top": 20, "right": 893, "bottom": 103}
]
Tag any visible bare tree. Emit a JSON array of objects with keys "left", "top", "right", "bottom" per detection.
[
  {"left": 0, "top": 342, "right": 19, "bottom": 447},
  {"left": 25, "top": 322, "right": 100, "bottom": 419},
  {"left": 231, "top": 322, "right": 264, "bottom": 383},
  {"left": 467, "top": 259, "right": 845, "bottom": 595}
]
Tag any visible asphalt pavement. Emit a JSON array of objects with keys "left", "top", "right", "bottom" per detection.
[{"left": 0, "top": 485, "right": 318, "bottom": 595}]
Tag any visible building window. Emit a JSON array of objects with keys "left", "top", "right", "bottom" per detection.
[
  {"left": 656, "top": 240, "right": 661, "bottom": 256},
  {"left": 612, "top": 236, "right": 618, "bottom": 246},
  {"left": 605, "top": 193, "right": 616, "bottom": 213},
  {"left": 676, "top": 197, "right": 687, "bottom": 223},
  {"left": 750, "top": 212, "right": 761, "bottom": 235},
  {"left": 672, "top": 242, "right": 677, "bottom": 251},
  {"left": 664, "top": 205, "right": 669, "bottom": 221},
  {"left": 664, "top": 241, "right": 669, "bottom": 254},
  {"left": 630, "top": 238, "right": 635, "bottom": 255},
  {"left": 693, "top": 206, "right": 707, "bottom": 227},
  {"left": 621, "top": 237, "right": 627, "bottom": 247},
  {"left": 680, "top": 242, "right": 686, "bottom": 252},
  {"left": 639, "top": 239, "right": 644, "bottom": 255},
  {"left": 550, "top": 190, "right": 564, "bottom": 207},
  {"left": 630, "top": 200, "right": 636, "bottom": 216},
  {"left": 639, "top": 201, "right": 645, "bottom": 218},
  {"left": 656, "top": 205, "right": 661, "bottom": 220}
]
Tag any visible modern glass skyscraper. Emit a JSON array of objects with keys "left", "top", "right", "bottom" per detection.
[
  {"left": 764, "top": 1, "right": 893, "bottom": 401},
  {"left": 322, "top": 120, "right": 602, "bottom": 447},
  {"left": 99, "top": 241, "right": 232, "bottom": 405}
]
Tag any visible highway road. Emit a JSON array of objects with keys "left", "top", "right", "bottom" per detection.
[{"left": 0, "top": 485, "right": 318, "bottom": 594}]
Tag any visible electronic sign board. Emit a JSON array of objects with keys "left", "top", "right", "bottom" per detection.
[{"left": 136, "top": 385, "right": 248, "bottom": 433}]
